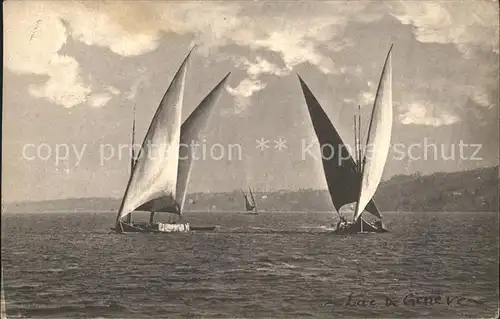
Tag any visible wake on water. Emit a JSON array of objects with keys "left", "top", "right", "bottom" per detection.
[{"left": 224, "top": 226, "right": 335, "bottom": 234}]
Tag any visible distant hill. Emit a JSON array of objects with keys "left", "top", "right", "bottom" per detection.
[
  {"left": 2, "top": 166, "right": 498, "bottom": 213},
  {"left": 375, "top": 165, "right": 498, "bottom": 212}
]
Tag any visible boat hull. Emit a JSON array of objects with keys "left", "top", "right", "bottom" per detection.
[
  {"left": 332, "top": 218, "right": 387, "bottom": 235},
  {"left": 111, "top": 221, "right": 190, "bottom": 233},
  {"left": 110, "top": 222, "right": 218, "bottom": 233},
  {"left": 191, "top": 226, "right": 217, "bottom": 231}
]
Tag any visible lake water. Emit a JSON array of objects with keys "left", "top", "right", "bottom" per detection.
[{"left": 1, "top": 211, "right": 498, "bottom": 318}]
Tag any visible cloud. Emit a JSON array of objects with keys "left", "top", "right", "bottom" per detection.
[
  {"left": 234, "top": 56, "right": 290, "bottom": 78},
  {"left": 5, "top": 1, "right": 383, "bottom": 108},
  {"left": 61, "top": 1, "right": 163, "bottom": 56},
  {"left": 125, "top": 72, "right": 149, "bottom": 101},
  {"left": 227, "top": 79, "right": 267, "bottom": 98},
  {"left": 8, "top": 0, "right": 496, "bottom": 116},
  {"left": 227, "top": 79, "right": 267, "bottom": 113},
  {"left": 386, "top": 1, "right": 498, "bottom": 123},
  {"left": 399, "top": 102, "right": 459, "bottom": 127},
  {"left": 389, "top": 1, "right": 499, "bottom": 57},
  {"left": 59, "top": 1, "right": 243, "bottom": 57},
  {"left": 340, "top": 65, "right": 363, "bottom": 76},
  {"left": 359, "top": 91, "right": 376, "bottom": 106},
  {"left": 246, "top": 29, "right": 336, "bottom": 74},
  {"left": 215, "top": 1, "right": 381, "bottom": 113},
  {"left": 106, "top": 86, "right": 121, "bottom": 96},
  {"left": 343, "top": 98, "right": 356, "bottom": 105},
  {"left": 226, "top": 56, "right": 290, "bottom": 112},
  {"left": 464, "top": 85, "right": 495, "bottom": 108},
  {"left": 4, "top": 1, "right": 90, "bottom": 108},
  {"left": 88, "top": 93, "right": 113, "bottom": 108}
]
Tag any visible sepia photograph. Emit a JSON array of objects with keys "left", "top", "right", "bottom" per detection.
[{"left": 1, "top": 0, "right": 499, "bottom": 318}]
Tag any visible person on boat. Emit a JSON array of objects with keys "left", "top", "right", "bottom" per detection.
[{"left": 336, "top": 216, "right": 347, "bottom": 230}]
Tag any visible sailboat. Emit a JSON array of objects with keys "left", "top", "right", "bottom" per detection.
[
  {"left": 242, "top": 187, "right": 258, "bottom": 214},
  {"left": 112, "top": 47, "right": 231, "bottom": 233},
  {"left": 298, "top": 45, "right": 393, "bottom": 234}
]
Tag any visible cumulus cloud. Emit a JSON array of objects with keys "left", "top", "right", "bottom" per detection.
[
  {"left": 234, "top": 56, "right": 290, "bottom": 78},
  {"left": 389, "top": 1, "right": 499, "bottom": 57},
  {"left": 227, "top": 79, "right": 267, "bottom": 113},
  {"left": 4, "top": 1, "right": 90, "bottom": 108},
  {"left": 399, "top": 102, "right": 459, "bottom": 127},
  {"left": 86, "top": 86, "right": 121, "bottom": 108},
  {"left": 463, "top": 85, "right": 495, "bottom": 108},
  {"left": 106, "top": 86, "right": 121, "bottom": 96},
  {"left": 88, "top": 93, "right": 113, "bottom": 108},
  {"left": 386, "top": 1, "right": 498, "bottom": 126},
  {"left": 6, "top": 0, "right": 496, "bottom": 115},
  {"left": 217, "top": 3, "right": 378, "bottom": 113},
  {"left": 4, "top": 1, "right": 243, "bottom": 107},
  {"left": 226, "top": 56, "right": 289, "bottom": 112},
  {"left": 125, "top": 70, "right": 149, "bottom": 101},
  {"left": 4, "top": 1, "right": 383, "bottom": 109}
]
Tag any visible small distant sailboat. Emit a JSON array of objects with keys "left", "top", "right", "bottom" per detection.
[
  {"left": 112, "top": 47, "right": 231, "bottom": 233},
  {"left": 298, "top": 45, "right": 393, "bottom": 234},
  {"left": 242, "top": 187, "right": 258, "bottom": 214}
]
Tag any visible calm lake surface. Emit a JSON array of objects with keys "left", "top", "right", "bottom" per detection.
[{"left": 1, "top": 211, "right": 498, "bottom": 318}]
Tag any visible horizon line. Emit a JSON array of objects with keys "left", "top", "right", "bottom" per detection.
[{"left": 2, "top": 165, "right": 497, "bottom": 204}]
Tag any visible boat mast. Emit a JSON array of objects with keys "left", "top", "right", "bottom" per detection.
[
  {"left": 130, "top": 105, "right": 137, "bottom": 173},
  {"left": 127, "top": 105, "right": 136, "bottom": 225},
  {"left": 357, "top": 105, "right": 362, "bottom": 172},
  {"left": 358, "top": 107, "right": 362, "bottom": 239},
  {"left": 355, "top": 107, "right": 363, "bottom": 232},
  {"left": 353, "top": 114, "right": 358, "bottom": 168}
]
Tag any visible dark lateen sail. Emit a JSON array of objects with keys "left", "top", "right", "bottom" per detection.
[{"left": 297, "top": 75, "right": 381, "bottom": 219}]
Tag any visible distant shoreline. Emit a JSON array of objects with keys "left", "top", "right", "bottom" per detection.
[{"left": 2, "top": 166, "right": 498, "bottom": 214}]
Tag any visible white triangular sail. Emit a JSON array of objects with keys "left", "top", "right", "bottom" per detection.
[
  {"left": 248, "top": 187, "right": 256, "bottom": 207},
  {"left": 241, "top": 189, "right": 254, "bottom": 211},
  {"left": 135, "top": 74, "right": 231, "bottom": 214},
  {"left": 354, "top": 45, "right": 393, "bottom": 221},
  {"left": 117, "top": 49, "right": 193, "bottom": 221},
  {"left": 175, "top": 73, "right": 231, "bottom": 212}
]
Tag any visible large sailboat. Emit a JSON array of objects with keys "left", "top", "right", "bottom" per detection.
[
  {"left": 112, "top": 48, "right": 231, "bottom": 233},
  {"left": 242, "top": 187, "right": 258, "bottom": 214},
  {"left": 298, "top": 45, "right": 393, "bottom": 234}
]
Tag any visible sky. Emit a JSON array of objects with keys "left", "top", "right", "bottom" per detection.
[{"left": 2, "top": 0, "right": 499, "bottom": 202}]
